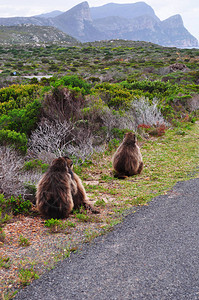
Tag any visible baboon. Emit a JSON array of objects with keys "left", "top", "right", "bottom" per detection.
[
  {"left": 36, "top": 157, "right": 75, "bottom": 219},
  {"left": 112, "top": 132, "right": 143, "bottom": 178},
  {"left": 36, "top": 156, "right": 98, "bottom": 219},
  {"left": 63, "top": 156, "right": 98, "bottom": 214}
]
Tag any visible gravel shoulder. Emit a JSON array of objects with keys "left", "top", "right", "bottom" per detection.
[{"left": 14, "top": 177, "right": 199, "bottom": 300}]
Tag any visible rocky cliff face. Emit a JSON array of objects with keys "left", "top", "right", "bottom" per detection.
[
  {"left": 52, "top": 1, "right": 103, "bottom": 41},
  {"left": 160, "top": 15, "right": 198, "bottom": 47},
  {"left": 91, "top": 5, "right": 198, "bottom": 47},
  {"left": 0, "top": 1, "right": 198, "bottom": 48}
]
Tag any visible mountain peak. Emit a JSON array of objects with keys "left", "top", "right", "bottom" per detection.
[
  {"left": 56, "top": 1, "right": 91, "bottom": 22},
  {"left": 162, "top": 14, "right": 184, "bottom": 28},
  {"left": 91, "top": 2, "right": 159, "bottom": 22}
]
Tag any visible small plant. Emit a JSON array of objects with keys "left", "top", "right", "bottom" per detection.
[
  {"left": 0, "top": 213, "right": 12, "bottom": 225},
  {"left": 84, "top": 228, "right": 99, "bottom": 242},
  {"left": 148, "top": 123, "right": 167, "bottom": 136},
  {"left": 18, "top": 267, "right": 39, "bottom": 286},
  {"left": 44, "top": 218, "right": 65, "bottom": 233},
  {"left": 0, "top": 256, "right": 11, "bottom": 269},
  {"left": 66, "top": 221, "right": 76, "bottom": 228},
  {"left": 73, "top": 209, "right": 90, "bottom": 222},
  {"left": 63, "top": 248, "right": 71, "bottom": 258},
  {"left": 0, "top": 227, "right": 5, "bottom": 243},
  {"left": 18, "top": 235, "right": 30, "bottom": 247},
  {"left": 75, "top": 213, "right": 90, "bottom": 222},
  {"left": 8, "top": 195, "right": 32, "bottom": 215},
  {"left": 94, "top": 199, "right": 106, "bottom": 207}
]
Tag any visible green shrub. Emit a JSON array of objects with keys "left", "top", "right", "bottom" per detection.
[
  {"left": 0, "top": 99, "right": 17, "bottom": 115},
  {"left": 0, "top": 129, "right": 27, "bottom": 153},
  {"left": 93, "top": 82, "right": 132, "bottom": 109},
  {"left": 7, "top": 195, "right": 32, "bottom": 215},
  {"left": 0, "top": 100, "right": 41, "bottom": 136},
  {"left": 44, "top": 218, "right": 62, "bottom": 228},
  {"left": 53, "top": 75, "right": 91, "bottom": 95},
  {"left": 111, "top": 128, "right": 131, "bottom": 139},
  {"left": 0, "top": 84, "right": 39, "bottom": 104},
  {"left": 23, "top": 159, "right": 48, "bottom": 172}
]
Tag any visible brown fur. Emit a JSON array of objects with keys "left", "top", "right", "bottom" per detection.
[
  {"left": 112, "top": 132, "right": 143, "bottom": 178},
  {"left": 36, "top": 156, "right": 98, "bottom": 219},
  {"left": 63, "top": 156, "right": 99, "bottom": 214},
  {"left": 36, "top": 157, "right": 75, "bottom": 219}
]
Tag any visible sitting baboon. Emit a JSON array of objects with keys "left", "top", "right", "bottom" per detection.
[
  {"left": 112, "top": 132, "right": 143, "bottom": 178},
  {"left": 36, "top": 156, "right": 98, "bottom": 219},
  {"left": 63, "top": 156, "right": 98, "bottom": 213}
]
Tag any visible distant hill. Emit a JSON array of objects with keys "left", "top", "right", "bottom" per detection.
[
  {"left": 0, "top": 1, "right": 198, "bottom": 48},
  {"left": 0, "top": 24, "right": 77, "bottom": 44},
  {"left": 34, "top": 10, "right": 63, "bottom": 19}
]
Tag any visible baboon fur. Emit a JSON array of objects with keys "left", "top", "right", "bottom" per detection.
[
  {"left": 63, "top": 156, "right": 98, "bottom": 214},
  {"left": 36, "top": 156, "right": 98, "bottom": 219},
  {"left": 112, "top": 132, "right": 143, "bottom": 178}
]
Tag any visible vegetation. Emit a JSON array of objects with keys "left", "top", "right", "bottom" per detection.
[{"left": 0, "top": 39, "right": 198, "bottom": 298}]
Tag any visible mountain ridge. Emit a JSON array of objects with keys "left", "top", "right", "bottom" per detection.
[{"left": 0, "top": 1, "right": 197, "bottom": 47}]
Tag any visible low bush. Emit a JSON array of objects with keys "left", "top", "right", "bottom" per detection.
[
  {"left": 0, "top": 100, "right": 41, "bottom": 136},
  {"left": 0, "top": 129, "right": 27, "bottom": 153},
  {"left": 7, "top": 195, "right": 32, "bottom": 215},
  {"left": 23, "top": 159, "right": 48, "bottom": 173}
]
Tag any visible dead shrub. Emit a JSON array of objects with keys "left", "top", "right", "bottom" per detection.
[{"left": 42, "top": 87, "right": 85, "bottom": 122}]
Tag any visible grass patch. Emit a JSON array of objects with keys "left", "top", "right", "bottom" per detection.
[
  {"left": 18, "top": 267, "right": 39, "bottom": 286},
  {"left": 18, "top": 235, "right": 30, "bottom": 247},
  {"left": 82, "top": 122, "right": 199, "bottom": 215},
  {"left": 0, "top": 256, "right": 11, "bottom": 269},
  {"left": 44, "top": 218, "right": 66, "bottom": 233}
]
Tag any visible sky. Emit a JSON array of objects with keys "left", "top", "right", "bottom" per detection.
[{"left": 0, "top": 0, "right": 198, "bottom": 42}]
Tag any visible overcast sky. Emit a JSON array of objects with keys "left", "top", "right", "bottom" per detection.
[{"left": 0, "top": 0, "right": 198, "bottom": 42}]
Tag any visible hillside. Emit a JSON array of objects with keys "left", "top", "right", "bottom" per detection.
[{"left": 0, "top": 24, "right": 77, "bottom": 44}]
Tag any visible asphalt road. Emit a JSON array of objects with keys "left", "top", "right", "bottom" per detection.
[{"left": 15, "top": 178, "right": 199, "bottom": 300}]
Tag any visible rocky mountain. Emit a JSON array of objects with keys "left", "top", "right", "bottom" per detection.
[
  {"left": 52, "top": 2, "right": 104, "bottom": 42},
  {"left": 0, "top": 1, "right": 198, "bottom": 47},
  {"left": 0, "top": 24, "right": 77, "bottom": 44},
  {"left": 90, "top": 3, "right": 198, "bottom": 47},
  {"left": 90, "top": 2, "right": 160, "bottom": 22}
]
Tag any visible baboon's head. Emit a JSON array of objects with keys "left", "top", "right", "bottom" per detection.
[
  {"left": 63, "top": 156, "right": 73, "bottom": 170},
  {"left": 50, "top": 157, "right": 68, "bottom": 172},
  {"left": 123, "top": 132, "right": 136, "bottom": 144}
]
